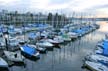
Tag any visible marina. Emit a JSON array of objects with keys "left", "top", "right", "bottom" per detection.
[
  {"left": 0, "top": 18, "right": 108, "bottom": 71},
  {"left": 0, "top": 1, "right": 108, "bottom": 70}
]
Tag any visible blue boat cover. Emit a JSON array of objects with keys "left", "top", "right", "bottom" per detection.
[
  {"left": 22, "top": 45, "right": 36, "bottom": 55},
  {"left": 103, "top": 48, "right": 108, "bottom": 56},
  {"left": 103, "top": 43, "right": 108, "bottom": 49},
  {"left": 101, "top": 40, "right": 108, "bottom": 49}
]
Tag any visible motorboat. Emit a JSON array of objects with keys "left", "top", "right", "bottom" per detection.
[
  {"left": 20, "top": 45, "right": 40, "bottom": 58},
  {"left": 4, "top": 51, "right": 24, "bottom": 62},
  {"left": 84, "top": 61, "right": 108, "bottom": 71},
  {"left": 0, "top": 57, "right": 8, "bottom": 68}
]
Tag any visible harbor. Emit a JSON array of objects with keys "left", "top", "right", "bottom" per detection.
[
  {"left": 0, "top": 0, "right": 108, "bottom": 71},
  {"left": 0, "top": 12, "right": 108, "bottom": 71}
]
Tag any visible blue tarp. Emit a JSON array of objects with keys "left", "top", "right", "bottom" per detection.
[
  {"left": 22, "top": 45, "right": 36, "bottom": 56},
  {"left": 101, "top": 40, "right": 108, "bottom": 49},
  {"left": 103, "top": 48, "right": 108, "bottom": 56},
  {"left": 100, "top": 40, "right": 108, "bottom": 56},
  {"left": 103, "top": 44, "right": 108, "bottom": 49},
  {"left": 103, "top": 43, "right": 108, "bottom": 49}
]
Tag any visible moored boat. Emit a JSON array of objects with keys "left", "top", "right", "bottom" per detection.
[
  {"left": 84, "top": 61, "right": 108, "bottom": 71},
  {"left": 4, "top": 51, "right": 24, "bottom": 62},
  {"left": 20, "top": 45, "right": 40, "bottom": 58}
]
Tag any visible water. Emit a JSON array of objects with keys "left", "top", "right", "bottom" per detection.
[{"left": 2, "top": 21, "right": 108, "bottom": 71}]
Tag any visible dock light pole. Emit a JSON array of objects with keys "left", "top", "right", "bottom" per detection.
[{"left": 4, "top": 31, "right": 9, "bottom": 51}]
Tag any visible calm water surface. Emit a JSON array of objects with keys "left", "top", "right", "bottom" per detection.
[{"left": 8, "top": 21, "right": 108, "bottom": 71}]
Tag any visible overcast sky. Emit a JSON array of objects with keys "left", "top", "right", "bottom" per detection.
[{"left": 0, "top": 0, "right": 108, "bottom": 17}]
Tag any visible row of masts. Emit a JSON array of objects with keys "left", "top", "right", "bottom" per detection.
[{"left": 0, "top": 10, "right": 96, "bottom": 29}]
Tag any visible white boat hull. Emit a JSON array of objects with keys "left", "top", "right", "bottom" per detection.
[
  {"left": 85, "top": 61, "right": 108, "bottom": 71},
  {"left": 36, "top": 41, "right": 54, "bottom": 47},
  {"left": 85, "top": 54, "right": 108, "bottom": 62},
  {"left": 4, "top": 51, "right": 24, "bottom": 62}
]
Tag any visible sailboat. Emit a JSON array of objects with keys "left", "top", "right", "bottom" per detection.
[
  {"left": 20, "top": 44, "right": 40, "bottom": 58},
  {"left": 4, "top": 50, "right": 24, "bottom": 62},
  {"left": 85, "top": 54, "right": 108, "bottom": 64},
  {"left": 84, "top": 61, "right": 108, "bottom": 71}
]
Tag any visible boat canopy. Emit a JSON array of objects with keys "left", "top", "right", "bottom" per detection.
[
  {"left": 102, "top": 43, "right": 108, "bottom": 49},
  {"left": 22, "top": 45, "right": 36, "bottom": 55}
]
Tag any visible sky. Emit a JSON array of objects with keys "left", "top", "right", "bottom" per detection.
[{"left": 0, "top": 0, "right": 108, "bottom": 17}]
